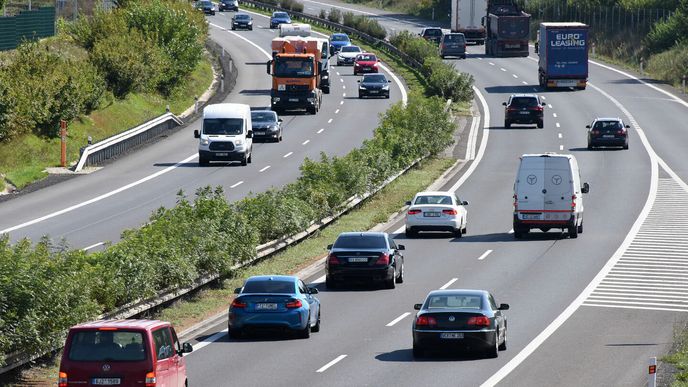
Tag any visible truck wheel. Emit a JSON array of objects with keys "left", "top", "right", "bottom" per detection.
[{"left": 568, "top": 226, "right": 578, "bottom": 239}]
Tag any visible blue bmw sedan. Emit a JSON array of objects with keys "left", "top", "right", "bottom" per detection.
[{"left": 228, "top": 275, "right": 321, "bottom": 339}]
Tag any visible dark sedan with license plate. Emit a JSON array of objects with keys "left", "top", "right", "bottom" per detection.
[
  {"left": 503, "top": 93, "right": 546, "bottom": 128},
  {"left": 228, "top": 275, "right": 321, "bottom": 339},
  {"left": 587, "top": 117, "right": 629, "bottom": 150},
  {"left": 251, "top": 110, "right": 282, "bottom": 142},
  {"left": 231, "top": 13, "right": 253, "bottom": 30},
  {"left": 326, "top": 232, "right": 404, "bottom": 289},
  {"left": 412, "top": 289, "right": 509, "bottom": 358},
  {"left": 195, "top": 0, "right": 215, "bottom": 15},
  {"left": 358, "top": 73, "right": 391, "bottom": 99}
]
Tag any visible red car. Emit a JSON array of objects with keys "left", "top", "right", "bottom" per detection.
[
  {"left": 59, "top": 319, "right": 193, "bottom": 387},
  {"left": 353, "top": 53, "right": 379, "bottom": 75}
]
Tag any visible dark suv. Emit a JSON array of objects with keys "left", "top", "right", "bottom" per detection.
[
  {"left": 440, "top": 33, "right": 467, "bottom": 59},
  {"left": 587, "top": 117, "right": 629, "bottom": 150},
  {"left": 326, "top": 232, "right": 404, "bottom": 289},
  {"left": 420, "top": 27, "right": 443, "bottom": 45},
  {"left": 503, "top": 94, "right": 546, "bottom": 128},
  {"left": 219, "top": 0, "right": 239, "bottom": 12}
]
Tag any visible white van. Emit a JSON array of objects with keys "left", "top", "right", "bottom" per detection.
[
  {"left": 513, "top": 153, "right": 589, "bottom": 239},
  {"left": 194, "top": 103, "right": 253, "bottom": 166}
]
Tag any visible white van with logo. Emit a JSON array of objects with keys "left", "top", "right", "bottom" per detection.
[
  {"left": 513, "top": 153, "right": 589, "bottom": 239},
  {"left": 194, "top": 103, "right": 253, "bottom": 166}
]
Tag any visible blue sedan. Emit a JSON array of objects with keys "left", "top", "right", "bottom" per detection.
[
  {"left": 270, "top": 11, "right": 291, "bottom": 29},
  {"left": 228, "top": 275, "right": 321, "bottom": 339}
]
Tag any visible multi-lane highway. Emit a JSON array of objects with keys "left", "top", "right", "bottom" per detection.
[
  {"left": 177, "top": 2, "right": 687, "bottom": 386},
  {"left": 0, "top": 11, "right": 404, "bottom": 250}
]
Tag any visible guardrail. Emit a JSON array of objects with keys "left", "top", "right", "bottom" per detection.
[{"left": 241, "top": 0, "right": 424, "bottom": 71}]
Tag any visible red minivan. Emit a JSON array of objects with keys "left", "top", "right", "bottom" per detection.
[{"left": 59, "top": 319, "right": 193, "bottom": 387}]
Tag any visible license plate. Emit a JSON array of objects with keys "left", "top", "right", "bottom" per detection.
[
  {"left": 557, "top": 80, "right": 577, "bottom": 87},
  {"left": 603, "top": 134, "right": 615, "bottom": 138},
  {"left": 289, "top": 98, "right": 299, "bottom": 102},
  {"left": 255, "top": 131, "right": 266, "bottom": 135},
  {"left": 369, "top": 90, "right": 379, "bottom": 93},
  {"left": 348, "top": 257, "right": 368, "bottom": 263},
  {"left": 440, "top": 332, "right": 464, "bottom": 339},
  {"left": 256, "top": 303, "right": 278, "bottom": 310},
  {"left": 424, "top": 212, "right": 441, "bottom": 217},
  {"left": 92, "top": 378, "right": 121, "bottom": 385},
  {"left": 519, "top": 111, "right": 530, "bottom": 115},
  {"left": 215, "top": 152, "right": 228, "bottom": 157},
  {"left": 521, "top": 213, "right": 541, "bottom": 220},
  {"left": 505, "top": 44, "right": 520, "bottom": 49}
]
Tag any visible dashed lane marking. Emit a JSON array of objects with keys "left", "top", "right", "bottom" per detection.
[
  {"left": 440, "top": 278, "right": 458, "bottom": 290},
  {"left": 283, "top": 152, "right": 293, "bottom": 158},
  {"left": 317, "top": 128, "right": 324, "bottom": 134},
  {"left": 328, "top": 118, "right": 333, "bottom": 123},
  {"left": 302, "top": 140, "right": 310, "bottom": 145},
  {"left": 316, "top": 355, "right": 347, "bottom": 373},
  {"left": 259, "top": 166, "right": 270, "bottom": 172},
  {"left": 478, "top": 250, "right": 493, "bottom": 261},
  {"left": 230, "top": 181, "right": 243, "bottom": 188},
  {"left": 386, "top": 312, "right": 411, "bottom": 327}
]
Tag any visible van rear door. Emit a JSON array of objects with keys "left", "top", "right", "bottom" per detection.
[
  {"left": 516, "top": 156, "right": 546, "bottom": 219},
  {"left": 544, "top": 157, "right": 574, "bottom": 220}
]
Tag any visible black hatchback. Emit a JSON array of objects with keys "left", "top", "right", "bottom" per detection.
[
  {"left": 503, "top": 94, "right": 546, "bottom": 128},
  {"left": 587, "top": 117, "right": 629, "bottom": 150},
  {"left": 232, "top": 13, "right": 253, "bottom": 30},
  {"left": 358, "top": 74, "right": 391, "bottom": 99},
  {"left": 195, "top": 0, "right": 215, "bottom": 15},
  {"left": 325, "top": 232, "right": 404, "bottom": 289}
]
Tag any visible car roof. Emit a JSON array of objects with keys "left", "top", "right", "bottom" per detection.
[
  {"left": 251, "top": 110, "right": 276, "bottom": 114},
  {"left": 246, "top": 275, "right": 297, "bottom": 282},
  {"left": 362, "top": 73, "right": 386, "bottom": 78},
  {"left": 71, "top": 319, "right": 169, "bottom": 331},
  {"left": 331, "top": 33, "right": 348, "bottom": 37},
  {"left": 521, "top": 152, "right": 572, "bottom": 160},
  {"left": 272, "top": 11, "right": 289, "bottom": 16},
  {"left": 426, "top": 289, "right": 489, "bottom": 298},
  {"left": 204, "top": 103, "right": 249, "bottom": 119},
  {"left": 415, "top": 191, "right": 453, "bottom": 196},
  {"left": 337, "top": 231, "right": 387, "bottom": 238},
  {"left": 593, "top": 117, "right": 622, "bottom": 121}
]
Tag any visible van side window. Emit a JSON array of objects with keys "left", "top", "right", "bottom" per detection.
[{"left": 152, "top": 328, "right": 174, "bottom": 360}]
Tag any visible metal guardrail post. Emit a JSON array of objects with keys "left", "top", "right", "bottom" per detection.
[
  {"left": 648, "top": 357, "right": 657, "bottom": 387},
  {"left": 221, "top": 74, "right": 225, "bottom": 93},
  {"left": 194, "top": 96, "right": 199, "bottom": 114},
  {"left": 682, "top": 75, "right": 686, "bottom": 94}
]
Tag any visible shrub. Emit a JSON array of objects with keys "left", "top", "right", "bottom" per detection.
[
  {"left": 341, "top": 12, "right": 387, "bottom": 39},
  {"left": 280, "top": 0, "right": 304, "bottom": 12},
  {"left": 423, "top": 57, "right": 474, "bottom": 102},
  {"left": 647, "top": 43, "right": 688, "bottom": 85},
  {"left": 328, "top": 7, "right": 342, "bottom": 23},
  {"left": 319, "top": 8, "right": 327, "bottom": 19},
  {"left": 390, "top": 30, "right": 439, "bottom": 64}
]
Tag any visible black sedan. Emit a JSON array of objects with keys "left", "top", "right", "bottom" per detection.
[
  {"left": 195, "top": 0, "right": 215, "bottom": 15},
  {"left": 231, "top": 13, "right": 253, "bottom": 30},
  {"left": 219, "top": 0, "right": 239, "bottom": 12},
  {"left": 358, "top": 74, "right": 391, "bottom": 99},
  {"left": 251, "top": 110, "right": 282, "bottom": 142},
  {"left": 587, "top": 117, "right": 629, "bottom": 150},
  {"left": 412, "top": 289, "right": 508, "bottom": 358},
  {"left": 326, "top": 232, "right": 404, "bottom": 289},
  {"left": 503, "top": 93, "right": 546, "bottom": 128}
]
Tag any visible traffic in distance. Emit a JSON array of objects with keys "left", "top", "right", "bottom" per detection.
[{"left": 52, "top": 0, "right": 649, "bottom": 385}]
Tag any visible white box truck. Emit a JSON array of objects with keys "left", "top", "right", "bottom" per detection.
[{"left": 451, "top": 0, "right": 487, "bottom": 44}]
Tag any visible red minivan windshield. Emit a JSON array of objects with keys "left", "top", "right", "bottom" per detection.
[{"left": 68, "top": 330, "right": 146, "bottom": 362}]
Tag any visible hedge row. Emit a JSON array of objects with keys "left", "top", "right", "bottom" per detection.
[
  {"left": 0, "top": 94, "right": 457, "bottom": 365},
  {"left": 342, "top": 11, "right": 387, "bottom": 39},
  {"left": 260, "top": 0, "right": 305, "bottom": 12},
  {"left": 0, "top": 0, "right": 206, "bottom": 142}
]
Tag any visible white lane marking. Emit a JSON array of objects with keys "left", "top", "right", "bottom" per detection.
[
  {"left": 187, "top": 328, "right": 227, "bottom": 354},
  {"left": 342, "top": 85, "right": 346, "bottom": 90},
  {"left": 477, "top": 250, "right": 493, "bottom": 261},
  {"left": 464, "top": 115, "right": 480, "bottom": 161},
  {"left": 386, "top": 312, "right": 411, "bottom": 327},
  {"left": 522, "top": 81, "right": 528, "bottom": 85},
  {"left": 230, "top": 181, "right": 244, "bottom": 188},
  {"left": 540, "top": 96, "right": 546, "bottom": 100},
  {"left": 548, "top": 104, "right": 553, "bottom": 108},
  {"left": 0, "top": 153, "right": 198, "bottom": 235},
  {"left": 312, "top": 274, "right": 326, "bottom": 284},
  {"left": 512, "top": 74, "right": 518, "bottom": 78},
  {"left": 209, "top": 23, "right": 271, "bottom": 59},
  {"left": 500, "top": 67, "right": 507, "bottom": 72},
  {"left": 553, "top": 113, "right": 558, "bottom": 118},
  {"left": 559, "top": 145, "right": 564, "bottom": 151},
  {"left": 439, "top": 278, "right": 458, "bottom": 290},
  {"left": 302, "top": 140, "right": 310, "bottom": 145},
  {"left": 340, "top": 78, "right": 344, "bottom": 83},
  {"left": 317, "top": 128, "right": 324, "bottom": 134},
  {"left": 377, "top": 62, "right": 408, "bottom": 106},
  {"left": 335, "top": 109, "right": 340, "bottom": 114},
  {"left": 558, "top": 133, "right": 562, "bottom": 139},
  {"left": 393, "top": 224, "right": 404, "bottom": 234},
  {"left": 327, "top": 118, "right": 333, "bottom": 123},
  {"left": 336, "top": 71, "right": 340, "bottom": 76},
  {"left": 340, "top": 101, "right": 344, "bottom": 105},
  {"left": 316, "top": 355, "right": 347, "bottom": 373},
  {"left": 508, "top": 229, "right": 514, "bottom": 234},
  {"left": 259, "top": 166, "right": 271, "bottom": 172},
  {"left": 489, "top": 62, "right": 495, "bottom": 66},
  {"left": 478, "top": 57, "right": 483, "bottom": 60},
  {"left": 343, "top": 93, "right": 346, "bottom": 97},
  {"left": 83, "top": 242, "right": 104, "bottom": 251},
  {"left": 283, "top": 152, "right": 293, "bottom": 158},
  {"left": 556, "top": 122, "right": 561, "bottom": 128},
  {"left": 446, "top": 86, "right": 490, "bottom": 193}
]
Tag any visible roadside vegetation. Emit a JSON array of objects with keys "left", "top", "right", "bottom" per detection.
[
  {"left": 0, "top": 0, "right": 209, "bottom": 190},
  {"left": 664, "top": 322, "right": 688, "bottom": 386},
  {"left": 343, "top": 0, "right": 451, "bottom": 22}
]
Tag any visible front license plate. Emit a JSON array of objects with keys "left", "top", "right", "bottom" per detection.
[
  {"left": 255, "top": 131, "right": 266, "bottom": 135},
  {"left": 289, "top": 98, "right": 299, "bottom": 102},
  {"left": 348, "top": 257, "right": 368, "bottom": 263},
  {"left": 215, "top": 152, "right": 228, "bottom": 157},
  {"left": 521, "top": 213, "right": 541, "bottom": 220},
  {"left": 424, "top": 212, "right": 441, "bottom": 217},
  {"left": 440, "top": 332, "right": 464, "bottom": 339},
  {"left": 92, "top": 378, "right": 121, "bottom": 385},
  {"left": 256, "top": 303, "right": 278, "bottom": 310}
]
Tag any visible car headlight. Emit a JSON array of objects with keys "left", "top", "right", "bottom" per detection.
[
  {"left": 248, "top": 21, "right": 253, "bottom": 24},
  {"left": 273, "top": 97, "right": 281, "bottom": 102},
  {"left": 234, "top": 139, "right": 243, "bottom": 145},
  {"left": 201, "top": 139, "right": 209, "bottom": 145},
  {"left": 382, "top": 85, "right": 389, "bottom": 90},
  {"left": 359, "top": 86, "right": 366, "bottom": 90},
  {"left": 307, "top": 97, "right": 315, "bottom": 103}
]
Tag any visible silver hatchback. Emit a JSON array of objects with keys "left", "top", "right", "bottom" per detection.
[{"left": 440, "top": 33, "right": 467, "bottom": 59}]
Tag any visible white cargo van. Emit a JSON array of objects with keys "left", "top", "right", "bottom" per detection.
[
  {"left": 513, "top": 153, "right": 589, "bottom": 239},
  {"left": 194, "top": 103, "right": 253, "bottom": 166}
]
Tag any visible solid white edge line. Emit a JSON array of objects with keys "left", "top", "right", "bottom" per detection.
[
  {"left": 230, "top": 181, "right": 244, "bottom": 188},
  {"left": 316, "top": 354, "right": 347, "bottom": 373},
  {"left": 439, "top": 278, "right": 458, "bottom": 290},
  {"left": 477, "top": 250, "right": 493, "bottom": 261},
  {"left": 259, "top": 166, "right": 271, "bottom": 172},
  {"left": 209, "top": 22, "right": 272, "bottom": 59},
  {"left": 386, "top": 312, "right": 411, "bottom": 327},
  {"left": 313, "top": 274, "right": 326, "bottom": 283},
  {"left": 464, "top": 115, "right": 479, "bottom": 161},
  {"left": 82, "top": 242, "right": 104, "bottom": 251},
  {"left": 0, "top": 153, "right": 198, "bottom": 235},
  {"left": 377, "top": 62, "right": 408, "bottom": 106}
]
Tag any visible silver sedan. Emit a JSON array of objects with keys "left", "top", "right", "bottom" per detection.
[{"left": 404, "top": 191, "right": 468, "bottom": 238}]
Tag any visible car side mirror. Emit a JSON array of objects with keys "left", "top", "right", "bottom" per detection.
[
  {"left": 405, "top": 200, "right": 412, "bottom": 206},
  {"left": 585, "top": 125, "right": 591, "bottom": 129},
  {"left": 194, "top": 130, "right": 200, "bottom": 138},
  {"left": 388, "top": 80, "right": 392, "bottom": 83},
  {"left": 625, "top": 125, "right": 630, "bottom": 128},
  {"left": 326, "top": 244, "right": 333, "bottom": 250},
  {"left": 234, "top": 287, "right": 242, "bottom": 294},
  {"left": 462, "top": 200, "right": 469, "bottom": 206},
  {"left": 246, "top": 130, "right": 253, "bottom": 139},
  {"left": 542, "top": 102, "right": 547, "bottom": 106},
  {"left": 502, "top": 102, "right": 507, "bottom": 106},
  {"left": 582, "top": 182, "right": 590, "bottom": 194},
  {"left": 180, "top": 342, "right": 193, "bottom": 354},
  {"left": 397, "top": 244, "right": 405, "bottom": 250},
  {"left": 498, "top": 303, "right": 510, "bottom": 311},
  {"left": 414, "top": 303, "right": 422, "bottom": 310},
  {"left": 278, "top": 118, "right": 283, "bottom": 122},
  {"left": 357, "top": 80, "right": 361, "bottom": 83},
  {"left": 308, "top": 287, "right": 319, "bottom": 294}
]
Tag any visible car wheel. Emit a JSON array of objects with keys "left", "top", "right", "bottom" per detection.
[
  {"left": 462, "top": 55, "right": 467, "bottom": 59},
  {"left": 279, "top": 130, "right": 283, "bottom": 142},
  {"left": 405, "top": 228, "right": 416, "bottom": 238},
  {"left": 568, "top": 226, "right": 578, "bottom": 239},
  {"left": 385, "top": 274, "right": 396, "bottom": 289},
  {"left": 396, "top": 263, "right": 404, "bottom": 284},
  {"left": 231, "top": 26, "right": 236, "bottom": 30},
  {"left": 299, "top": 321, "right": 311, "bottom": 339},
  {"left": 325, "top": 276, "right": 337, "bottom": 289},
  {"left": 623, "top": 143, "right": 629, "bottom": 150},
  {"left": 498, "top": 327, "right": 507, "bottom": 351},
  {"left": 587, "top": 142, "right": 593, "bottom": 150},
  {"left": 485, "top": 330, "right": 499, "bottom": 358},
  {"left": 504, "top": 120, "right": 511, "bottom": 129},
  {"left": 311, "top": 311, "right": 321, "bottom": 332},
  {"left": 440, "top": 54, "right": 445, "bottom": 59},
  {"left": 198, "top": 155, "right": 209, "bottom": 166},
  {"left": 453, "top": 227, "right": 463, "bottom": 238},
  {"left": 537, "top": 120, "right": 544, "bottom": 129},
  {"left": 577, "top": 222, "right": 583, "bottom": 234},
  {"left": 412, "top": 343, "right": 425, "bottom": 358},
  {"left": 385, "top": 93, "right": 390, "bottom": 99},
  {"left": 228, "top": 325, "right": 243, "bottom": 339},
  {"left": 358, "top": 93, "right": 363, "bottom": 99},
  {"left": 240, "top": 154, "right": 247, "bottom": 166}
]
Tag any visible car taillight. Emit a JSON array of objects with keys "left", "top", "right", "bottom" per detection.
[
  {"left": 467, "top": 316, "right": 491, "bottom": 327},
  {"left": 375, "top": 253, "right": 390, "bottom": 265},
  {"left": 58, "top": 372, "right": 68, "bottom": 387},
  {"left": 441, "top": 44, "right": 446, "bottom": 50},
  {"left": 145, "top": 371, "right": 156, "bottom": 387},
  {"left": 591, "top": 130, "right": 600, "bottom": 135},
  {"left": 442, "top": 209, "right": 458, "bottom": 215},
  {"left": 231, "top": 299, "right": 247, "bottom": 308},
  {"left": 534, "top": 106, "right": 544, "bottom": 112},
  {"left": 507, "top": 108, "right": 518, "bottom": 112},
  {"left": 616, "top": 129, "right": 626, "bottom": 135},
  {"left": 286, "top": 299, "right": 302, "bottom": 308},
  {"left": 571, "top": 194, "right": 577, "bottom": 209},
  {"left": 407, "top": 209, "right": 421, "bottom": 215},
  {"left": 415, "top": 315, "right": 437, "bottom": 326},
  {"left": 328, "top": 253, "right": 341, "bottom": 265}
]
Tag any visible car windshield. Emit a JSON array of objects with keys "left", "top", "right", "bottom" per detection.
[
  {"left": 235, "top": 14, "right": 250, "bottom": 20},
  {"left": 274, "top": 58, "right": 314, "bottom": 77},
  {"left": 203, "top": 118, "right": 243, "bottom": 135},
  {"left": 68, "top": 330, "right": 146, "bottom": 362},
  {"left": 424, "top": 29, "right": 442, "bottom": 36},
  {"left": 251, "top": 112, "right": 277, "bottom": 122},
  {"left": 414, "top": 195, "right": 453, "bottom": 205},
  {"left": 444, "top": 34, "right": 465, "bottom": 42},
  {"left": 426, "top": 295, "right": 483, "bottom": 309},
  {"left": 341, "top": 46, "right": 361, "bottom": 53},
  {"left": 333, "top": 234, "right": 386, "bottom": 249},
  {"left": 356, "top": 54, "right": 376, "bottom": 61},
  {"left": 199, "top": 1, "right": 212, "bottom": 6},
  {"left": 273, "top": 12, "right": 288, "bottom": 18},
  {"left": 363, "top": 74, "right": 387, "bottom": 83},
  {"left": 593, "top": 121, "right": 622, "bottom": 131},
  {"left": 331, "top": 35, "right": 349, "bottom": 42},
  {"left": 242, "top": 280, "right": 294, "bottom": 293},
  {"left": 509, "top": 97, "right": 538, "bottom": 108}
]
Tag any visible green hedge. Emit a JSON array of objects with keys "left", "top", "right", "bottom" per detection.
[
  {"left": 342, "top": 11, "right": 387, "bottom": 39},
  {"left": 0, "top": 93, "right": 457, "bottom": 365}
]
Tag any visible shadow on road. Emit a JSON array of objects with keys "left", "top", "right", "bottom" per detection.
[{"left": 375, "top": 348, "right": 487, "bottom": 362}]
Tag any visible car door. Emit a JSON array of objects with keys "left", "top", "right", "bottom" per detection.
[
  {"left": 488, "top": 294, "right": 505, "bottom": 341},
  {"left": 152, "top": 328, "right": 178, "bottom": 387},
  {"left": 170, "top": 327, "right": 186, "bottom": 387},
  {"left": 299, "top": 280, "right": 316, "bottom": 325},
  {"left": 454, "top": 194, "right": 467, "bottom": 227},
  {"left": 387, "top": 237, "right": 402, "bottom": 276}
]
